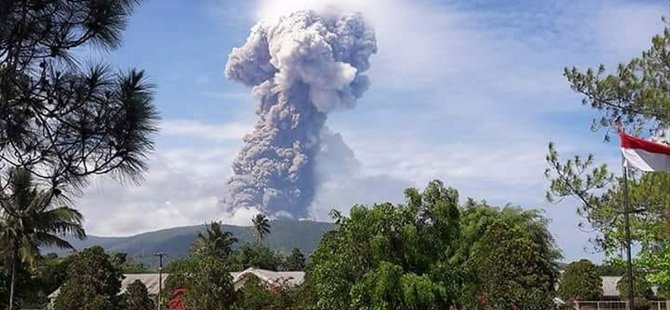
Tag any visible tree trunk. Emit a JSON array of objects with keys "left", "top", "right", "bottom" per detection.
[{"left": 8, "top": 246, "right": 17, "bottom": 310}]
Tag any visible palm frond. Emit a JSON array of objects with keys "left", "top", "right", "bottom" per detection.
[{"left": 33, "top": 231, "right": 76, "bottom": 251}]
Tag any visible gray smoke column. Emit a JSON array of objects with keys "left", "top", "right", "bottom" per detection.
[{"left": 222, "top": 9, "right": 377, "bottom": 218}]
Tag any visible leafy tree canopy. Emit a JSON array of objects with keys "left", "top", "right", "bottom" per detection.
[
  {"left": 53, "top": 246, "right": 123, "bottom": 310},
  {"left": 283, "top": 248, "right": 305, "bottom": 271},
  {"left": 617, "top": 269, "right": 655, "bottom": 310},
  {"left": 236, "top": 276, "right": 298, "bottom": 310},
  {"left": 558, "top": 259, "right": 603, "bottom": 301},
  {"left": 307, "top": 180, "right": 560, "bottom": 309},
  {"left": 306, "top": 181, "right": 560, "bottom": 309},
  {"left": 120, "top": 280, "right": 154, "bottom": 310},
  {"left": 307, "top": 180, "right": 463, "bottom": 309},
  {"left": 164, "top": 255, "right": 237, "bottom": 310},
  {"left": 228, "top": 243, "right": 283, "bottom": 271},
  {"left": 460, "top": 202, "right": 561, "bottom": 309}
]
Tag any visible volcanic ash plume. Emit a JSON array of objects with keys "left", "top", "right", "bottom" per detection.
[{"left": 222, "top": 10, "right": 377, "bottom": 218}]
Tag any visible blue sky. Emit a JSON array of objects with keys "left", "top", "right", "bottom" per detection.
[{"left": 77, "top": 0, "right": 667, "bottom": 262}]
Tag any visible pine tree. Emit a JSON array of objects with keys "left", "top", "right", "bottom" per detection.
[{"left": 0, "top": 0, "right": 159, "bottom": 190}]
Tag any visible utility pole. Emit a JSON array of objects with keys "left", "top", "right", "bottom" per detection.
[
  {"left": 615, "top": 120, "right": 635, "bottom": 310},
  {"left": 622, "top": 160, "right": 635, "bottom": 310},
  {"left": 154, "top": 252, "right": 167, "bottom": 310}
]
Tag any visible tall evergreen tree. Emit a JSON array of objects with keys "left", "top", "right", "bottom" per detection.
[
  {"left": 0, "top": 0, "right": 159, "bottom": 191},
  {"left": 546, "top": 27, "right": 670, "bottom": 293}
]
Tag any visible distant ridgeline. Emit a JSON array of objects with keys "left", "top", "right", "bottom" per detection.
[{"left": 43, "top": 219, "right": 334, "bottom": 269}]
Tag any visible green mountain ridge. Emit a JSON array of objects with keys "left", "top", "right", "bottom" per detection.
[{"left": 50, "top": 219, "right": 335, "bottom": 269}]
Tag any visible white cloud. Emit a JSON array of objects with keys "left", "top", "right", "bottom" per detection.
[
  {"left": 76, "top": 115, "right": 278, "bottom": 236},
  {"left": 78, "top": 155, "right": 225, "bottom": 236},
  {"left": 76, "top": 135, "right": 248, "bottom": 236}
]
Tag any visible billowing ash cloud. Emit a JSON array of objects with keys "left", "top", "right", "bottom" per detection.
[{"left": 221, "top": 9, "right": 377, "bottom": 218}]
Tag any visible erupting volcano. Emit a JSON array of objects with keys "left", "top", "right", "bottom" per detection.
[{"left": 221, "top": 9, "right": 377, "bottom": 218}]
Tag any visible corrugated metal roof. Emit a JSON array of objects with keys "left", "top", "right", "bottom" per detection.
[
  {"left": 232, "top": 268, "right": 305, "bottom": 287},
  {"left": 120, "top": 273, "right": 169, "bottom": 295},
  {"left": 602, "top": 276, "right": 621, "bottom": 297},
  {"left": 48, "top": 273, "right": 169, "bottom": 299},
  {"left": 48, "top": 269, "right": 307, "bottom": 300},
  {"left": 601, "top": 276, "right": 659, "bottom": 297}
]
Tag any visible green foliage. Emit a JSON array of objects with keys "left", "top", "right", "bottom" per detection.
[
  {"left": 617, "top": 270, "right": 655, "bottom": 310},
  {"left": 349, "top": 261, "right": 447, "bottom": 309},
  {"left": 564, "top": 28, "right": 670, "bottom": 136},
  {"left": 283, "top": 248, "right": 306, "bottom": 271},
  {"left": 121, "top": 261, "right": 150, "bottom": 274},
  {"left": 54, "top": 219, "right": 334, "bottom": 269},
  {"left": 597, "top": 259, "right": 627, "bottom": 276},
  {"left": 0, "top": 0, "right": 159, "bottom": 189},
  {"left": 252, "top": 214, "right": 272, "bottom": 244},
  {"left": 120, "top": 280, "right": 154, "bottom": 310},
  {"left": 53, "top": 246, "right": 123, "bottom": 310},
  {"left": 164, "top": 255, "right": 237, "bottom": 310},
  {"left": 307, "top": 181, "right": 560, "bottom": 309},
  {"left": 162, "top": 257, "right": 198, "bottom": 308},
  {"left": 22, "top": 253, "right": 72, "bottom": 306},
  {"left": 236, "top": 276, "right": 298, "bottom": 310},
  {"left": 546, "top": 144, "right": 670, "bottom": 288},
  {"left": 237, "top": 276, "right": 275, "bottom": 309},
  {"left": 307, "top": 180, "right": 465, "bottom": 309},
  {"left": 546, "top": 144, "right": 670, "bottom": 253},
  {"left": 642, "top": 241, "right": 670, "bottom": 297},
  {"left": 110, "top": 252, "right": 149, "bottom": 274},
  {"left": 192, "top": 222, "right": 238, "bottom": 259},
  {"left": 549, "top": 26, "right": 670, "bottom": 292},
  {"left": 558, "top": 259, "right": 603, "bottom": 301},
  {"left": 229, "top": 243, "right": 284, "bottom": 271},
  {"left": 462, "top": 204, "right": 560, "bottom": 309},
  {"left": 0, "top": 167, "right": 85, "bottom": 307}
]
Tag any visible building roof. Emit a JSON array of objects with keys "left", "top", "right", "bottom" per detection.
[
  {"left": 120, "top": 273, "right": 169, "bottom": 295},
  {"left": 602, "top": 276, "right": 621, "bottom": 297},
  {"left": 601, "top": 276, "right": 659, "bottom": 297},
  {"left": 231, "top": 267, "right": 305, "bottom": 288},
  {"left": 48, "top": 269, "right": 307, "bottom": 300},
  {"left": 48, "top": 273, "right": 169, "bottom": 299}
]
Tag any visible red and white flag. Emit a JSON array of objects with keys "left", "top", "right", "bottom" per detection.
[{"left": 620, "top": 131, "right": 670, "bottom": 172}]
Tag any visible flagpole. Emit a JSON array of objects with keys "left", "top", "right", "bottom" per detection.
[{"left": 622, "top": 156, "right": 635, "bottom": 310}]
